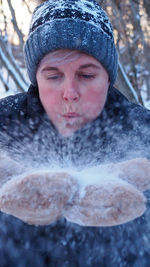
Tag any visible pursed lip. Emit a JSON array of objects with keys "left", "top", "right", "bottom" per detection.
[{"left": 63, "top": 112, "right": 81, "bottom": 118}]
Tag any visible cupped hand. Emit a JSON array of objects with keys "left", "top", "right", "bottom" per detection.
[
  {"left": 63, "top": 178, "right": 146, "bottom": 227},
  {"left": 0, "top": 171, "right": 78, "bottom": 225}
]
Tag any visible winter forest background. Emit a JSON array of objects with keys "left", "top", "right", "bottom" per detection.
[{"left": 0, "top": 0, "right": 150, "bottom": 108}]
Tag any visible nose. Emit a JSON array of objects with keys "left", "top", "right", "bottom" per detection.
[{"left": 62, "top": 78, "right": 80, "bottom": 102}]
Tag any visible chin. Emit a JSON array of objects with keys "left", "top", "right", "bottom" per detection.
[
  {"left": 58, "top": 123, "right": 80, "bottom": 137},
  {"left": 55, "top": 119, "right": 79, "bottom": 136},
  {"left": 59, "top": 129, "right": 75, "bottom": 137}
]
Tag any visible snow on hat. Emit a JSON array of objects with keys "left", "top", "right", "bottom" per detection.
[{"left": 24, "top": 0, "right": 118, "bottom": 85}]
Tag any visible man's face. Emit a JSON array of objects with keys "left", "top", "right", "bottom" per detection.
[{"left": 36, "top": 50, "right": 110, "bottom": 137}]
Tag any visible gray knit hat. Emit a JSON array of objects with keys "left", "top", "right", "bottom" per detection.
[{"left": 24, "top": 0, "right": 118, "bottom": 85}]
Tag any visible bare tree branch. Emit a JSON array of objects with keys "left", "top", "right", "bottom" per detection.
[
  {"left": 0, "top": 72, "right": 10, "bottom": 92},
  {"left": 0, "top": 46, "right": 27, "bottom": 92},
  {"left": 0, "top": 36, "right": 28, "bottom": 86},
  {"left": 6, "top": 0, "right": 24, "bottom": 47}
]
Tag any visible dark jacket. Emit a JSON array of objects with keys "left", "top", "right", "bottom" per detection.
[{"left": 0, "top": 85, "right": 150, "bottom": 267}]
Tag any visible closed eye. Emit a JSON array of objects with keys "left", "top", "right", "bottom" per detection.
[
  {"left": 78, "top": 73, "right": 96, "bottom": 79},
  {"left": 47, "top": 76, "right": 60, "bottom": 80},
  {"left": 46, "top": 74, "right": 63, "bottom": 80}
]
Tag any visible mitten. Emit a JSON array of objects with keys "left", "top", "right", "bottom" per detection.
[
  {"left": 111, "top": 158, "right": 150, "bottom": 192},
  {"left": 0, "top": 171, "right": 78, "bottom": 225},
  {"left": 63, "top": 177, "right": 146, "bottom": 227}
]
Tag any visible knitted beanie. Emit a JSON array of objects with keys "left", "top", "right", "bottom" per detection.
[{"left": 24, "top": 0, "right": 118, "bottom": 85}]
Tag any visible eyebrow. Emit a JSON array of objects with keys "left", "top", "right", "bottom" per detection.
[
  {"left": 79, "top": 63, "right": 101, "bottom": 70},
  {"left": 41, "top": 67, "right": 59, "bottom": 73}
]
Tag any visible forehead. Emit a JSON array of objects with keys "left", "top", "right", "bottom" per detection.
[{"left": 38, "top": 49, "right": 101, "bottom": 68}]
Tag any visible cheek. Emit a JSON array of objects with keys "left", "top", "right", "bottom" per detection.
[
  {"left": 82, "top": 87, "right": 108, "bottom": 115},
  {"left": 39, "top": 85, "right": 61, "bottom": 113}
]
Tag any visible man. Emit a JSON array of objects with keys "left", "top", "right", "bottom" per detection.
[{"left": 0, "top": 0, "right": 150, "bottom": 266}]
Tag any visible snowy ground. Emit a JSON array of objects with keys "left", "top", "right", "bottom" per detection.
[
  {"left": 0, "top": 67, "right": 28, "bottom": 99},
  {"left": 0, "top": 81, "right": 16, "bottom": 99}
]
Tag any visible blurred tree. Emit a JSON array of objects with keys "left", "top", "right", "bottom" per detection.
[
  {"left": 0, "top": 0, "right": 35, "bottom": 94},
  {"left": 102, "top": 0, "right": 150, "bottom": 105}
]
